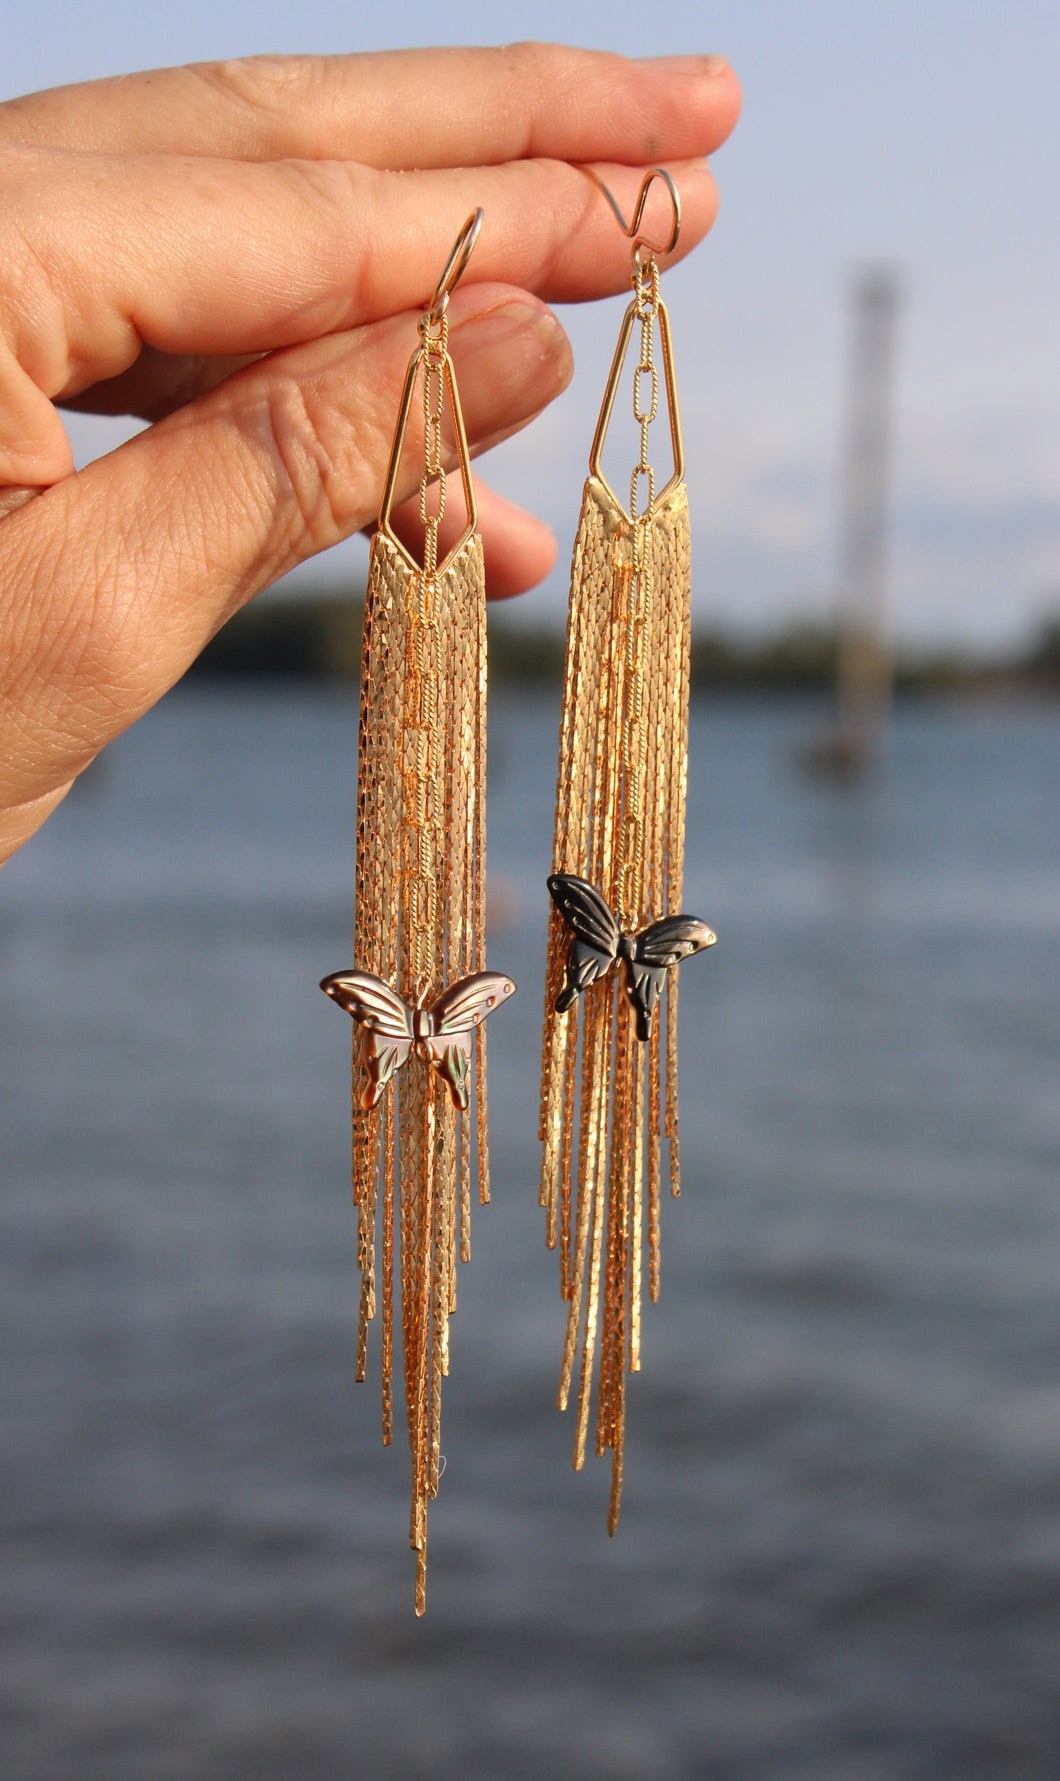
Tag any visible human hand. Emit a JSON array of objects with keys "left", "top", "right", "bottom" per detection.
[{"left": 0, "top": 46, "right": 740, "bottom": 862}]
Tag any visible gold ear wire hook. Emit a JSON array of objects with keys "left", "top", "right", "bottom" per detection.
[
  {"left": 426, "top": 208, "right": 484, "bottom": 321},
  {"left": 580, "top": 167, "right": 681, "bottom": 264},
  {"left": 379, "top": 209, "right": 484, "bottom": 569},
  {"left": 584, "top": 167, "right": 685, "bottom": 514}
]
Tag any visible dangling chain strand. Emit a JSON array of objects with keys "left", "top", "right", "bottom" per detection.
[
  {"left": 540, "top": 169, "right": 714, "bottom": 1532},
  {"left": 405, "top": 310, "right": 450, "bottom": 998},
  {"left": 629, "top": 255, "right": 660, "bottom": 528},
  {"left": 619, "top": 253, "right": 662, "bottom": 928},
  {"left": 419, "top": 311, "right": 449, "bottom": 580},
  {"left": 321, "top": 212, "right": 519, "bottom": 1614}
]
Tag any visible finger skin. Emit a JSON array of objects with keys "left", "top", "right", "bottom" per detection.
[
  {"left": 60, "top": 347, "right": 259, "bottom": 424},
  {"left": 0, "top": 47, "right": 744, "bottom": 863},
  {"left": 0, "top": 47, "right": 741, "bottom": 169},
  {"left": 386, "top": 475, "right": 558, "bottom": 600},
  {"left": 0, "top": 288, "right": 571, "bottom": 852},
  {"left": 56, "top": 345, "right": 566, "bottom": 607},
  {"left": 0, "top": 781, "right": 74, "bottom": 860},
  {"left": 0, "top": 144, "right": 716, "bottom": 486}
]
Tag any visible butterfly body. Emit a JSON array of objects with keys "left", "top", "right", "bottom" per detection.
[
  {"left": 320, "top": 969, "right": 516, "bottom": 1110},
  {"left": 547, "top": 873, "right": 715, "bottom": 1041}
]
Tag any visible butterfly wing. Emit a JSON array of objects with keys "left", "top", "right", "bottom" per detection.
[
  {"left": 429, "top": 972, "right": 518, "bottom": 1036},
  {"left": 423, "top": 971, "right": 517, "bottom": 1111},
  {"left": 625, "top": 915, "right": 716, "bottom": 1042},
  {"left": 422, "top": 1036, "right": 473, "bottom": 1112},
  {"left": 319, "top": 970, "right": 414, "bottom": 1108},
  {"left": 319, "top": 969, "right": 413, "bottom": 1035},
  {"left": 546, "top": 874, "right": 621, "bottom": 1013},
  {"left": 547, "top": 874, "right": 621, "bottom": 953},
  {"left": 635, "top": 915, "right": 717, "bottom": 969},
  {"left": 356, "top": 1031, "right": 414, "bottom": 1108}
]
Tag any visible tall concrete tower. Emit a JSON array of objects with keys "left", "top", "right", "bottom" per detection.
[
  {"left": 837, "top": 266, "right": 902, "bottom": 761},
  {"left": 804, "top": 266, "right": 902, "bottom": 777}
]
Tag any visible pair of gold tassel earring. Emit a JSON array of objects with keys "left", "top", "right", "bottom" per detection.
[{"left": 320, "top": 177, "right": 715, "bottom": 1615}]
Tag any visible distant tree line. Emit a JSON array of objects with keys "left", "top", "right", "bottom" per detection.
[{"left": 184, "top": 588, "right": 1060, "bottom": 696}]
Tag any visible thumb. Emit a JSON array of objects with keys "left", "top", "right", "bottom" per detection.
[{"left": 0, "top": 286, "right": 570, "bottom": 861}]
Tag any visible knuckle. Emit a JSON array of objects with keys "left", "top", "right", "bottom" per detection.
[
  {"left": 493, "top": 42, "right": 606, "bottom": 147},
  {"left": 496, "top": 39, "right": 564, "bottom": 84},
  {"left": 493, "top": 42, "right": 558, "bottom": 155},
  {"left": 262, "top": 376, "right": 351, "bottom": 554},
  {"left": 276, "top": 155, "right": 361, "bottom": 226},
  {"left": 190, "top": 56, "right": 331, "bottom": 136},
  {"left": 266, "top": 160, "right": 373, "bottom": 311},
  {"left": 193, "top": 53, "right": 317, "bottom": 106}
]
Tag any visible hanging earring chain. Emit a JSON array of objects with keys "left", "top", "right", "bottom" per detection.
[
  {"left": 630, "top": 253, "right": 661, "bottom": 527},
  {"left": 405, "top": 308, "right": 449, "bottom": 999},
  {"left": 320, "top": 209, "right": 516, "bottom": 1615},
  {"left": 619, "top": 252, "right": 663, "bottom": 927},
  {"left": 418, "top": 309, "right": 449, "bottom": 581},
  {"left": 540, "top": 170, "right": 716, "bottom": 1534}
]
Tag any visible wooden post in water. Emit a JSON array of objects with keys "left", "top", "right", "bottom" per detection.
[{"left": 804, "top": 266, "right": 901, "bottom": 779}]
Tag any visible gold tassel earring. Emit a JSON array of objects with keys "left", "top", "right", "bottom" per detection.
[
  {"left": 539, "top": 172, "right": 716, "bottom": 1533},
  {"left": 320, "top": 210, "right": 515, "bottom": 1616}
]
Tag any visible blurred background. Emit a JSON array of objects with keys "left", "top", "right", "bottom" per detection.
[{"left": 3, "top": 4, "right": 1060, "bottom": 1778}]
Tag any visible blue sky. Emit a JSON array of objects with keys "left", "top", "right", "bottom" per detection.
[{"left": 5, "top": 1, "right": 1059, "bottom": 647}]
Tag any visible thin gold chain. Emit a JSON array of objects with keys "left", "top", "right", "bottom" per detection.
[
  {"left": 405, "top": 313, "right": 449, "bottom": 994},
  {"left": 629, "top": 255, "right": 660, "bottom": 528},
  {"left": 419, "top": 312, "right": 449, "bottom": 579},
  {"left": 618, "top": 254, "right": 661, "bottom": 924}
]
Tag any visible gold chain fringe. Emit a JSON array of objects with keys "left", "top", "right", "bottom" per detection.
[
  {"left": 540, "top": 244, "right": 692, "bottom": 1533},
  {"left": 353, "top": 321, "right": 487, "bottom": 1615}
]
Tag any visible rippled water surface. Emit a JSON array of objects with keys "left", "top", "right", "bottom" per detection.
[{"left": 2, "top": 687, "right": 1060, "bottom": 1779}]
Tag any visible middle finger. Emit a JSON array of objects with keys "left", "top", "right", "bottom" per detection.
[{"left": 3, "top": 148, "right": 715, "bottom": 479}]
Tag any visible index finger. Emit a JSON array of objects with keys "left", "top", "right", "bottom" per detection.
[{"left": 0, "top": 45, "right": 740, "bottom": 169}]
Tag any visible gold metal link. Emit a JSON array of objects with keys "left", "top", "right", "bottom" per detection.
[
  {"left": 628, "top": 258, "right": 661, "bottom": 530},
  {"left": 418, "top": 313, "right": 449, "bottom": 581},
  {"left": 632, "top": 363, "right": 659, "bottom": 427},
  {"left": 341, "top": 209, "right": 492, "bottom": 1617},
  {"left": 540, "top": 170, "right": 700, "bottom": 1537}
]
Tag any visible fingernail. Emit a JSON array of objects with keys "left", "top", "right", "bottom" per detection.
[
  {"left": 637, "top": 54, "right": 729, "bottom": 77},
  {"left": 451, "top": 301, "right": 572, "bottom": 416}
]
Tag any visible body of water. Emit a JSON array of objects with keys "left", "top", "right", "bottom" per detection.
[{"left": 2, "top": 687, "right": 1059, "bottom": 1779}]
